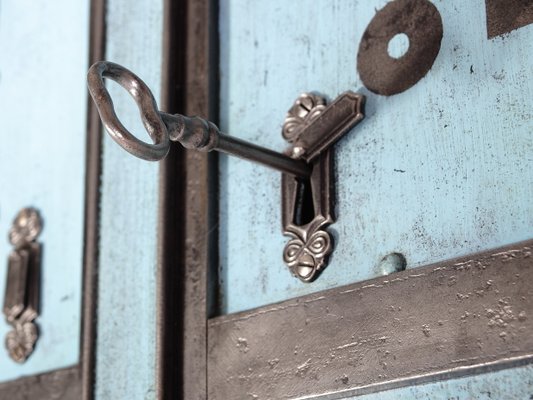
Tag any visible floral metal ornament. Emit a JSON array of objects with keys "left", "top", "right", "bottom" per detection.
[
  {"left": 283, "top": 215, "right": 333, "bottom": 282},
  {"left": 281, "top": 92, "right": 365, "bottom": 282},
  {"left": 281, "top": 149, "right": 334, "bottom": 282},
  {"left": 282, "top": 93, "right": 332, "bottom": 282},
  {"left": 3, "top": 208, "right": 42, "bottom": 363},
  {"left": 282, "top": 93, "right": 327, "bottom": 143}
]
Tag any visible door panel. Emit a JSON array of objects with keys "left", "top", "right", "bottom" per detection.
[
  {"left": 0, "top": 0, "right": 89, "bottom": 382},
  {"left": 218, "top": 0, "right": 532, "bottom": 315},
  {"left": 94, "top": 0, "right": 164, "bottom": 398}
]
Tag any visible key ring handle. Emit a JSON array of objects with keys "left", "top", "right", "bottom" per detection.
[{"left": 87, "top": 61, "right": 170, "bottom": 161}]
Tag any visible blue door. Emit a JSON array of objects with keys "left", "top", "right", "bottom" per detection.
[
  {"left": 215, "top": 0, "right": 533, "bottom": 398},
  {"left": 86, "top": 0, "right": 533, "bottom": 398},
  {"left": 0, "top": 0, "right": 89, "bottom": 384}
]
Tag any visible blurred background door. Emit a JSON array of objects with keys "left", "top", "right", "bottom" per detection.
[{"left": 0, "top": 1, "right": 90, "bottom": 396}]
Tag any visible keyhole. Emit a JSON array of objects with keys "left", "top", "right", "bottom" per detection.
[
  {"left": 387, "top": 33, "right": 410, "bottom": 59},
  {"left": 293, "top": 178, "right": 315, "bottom": 226}
]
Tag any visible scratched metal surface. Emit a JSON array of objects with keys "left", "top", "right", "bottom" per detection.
[
  {"left": 208, "top": 241, "right": 533, "bottom": 399},
  {"left": 0, "top": 0, "right": 89, "bottom": 382},
  {"left": 218, "top": 0, "right": 533, "bottom": 314},
  {"left": 95, "top": 0, "right": 163, "bottom": 398}
]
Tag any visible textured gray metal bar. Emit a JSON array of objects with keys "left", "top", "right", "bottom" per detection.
[
  {"left": 0, "top": 366, "right": 81, "bottom": 399},
  {"left": 208, "top": 240, "right": 533, "bottom": 399}
]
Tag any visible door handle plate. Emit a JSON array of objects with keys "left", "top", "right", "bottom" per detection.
[
  {"left": 282, "top": 92, "right": 365, "bottom": 282},
  {"left": 3, "top": 208, "right": 42, "bottom": 363}
]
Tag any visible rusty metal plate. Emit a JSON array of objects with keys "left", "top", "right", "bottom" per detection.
[
  {"left": 486, "top": 0, "right": 533, "bottom": 39},
  {"left": 357, "top": 0, "right": 443, "bottom": 96}
]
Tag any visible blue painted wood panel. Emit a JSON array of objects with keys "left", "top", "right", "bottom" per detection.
[
  {"left": 218, "top": 0, "right": 532, "bottom": 314},
  {"left": 95, "top": 0, "right": 163, "bottom": 398},
  {"left": 0, "top": 0, "right": 89, "bottom": 382}
]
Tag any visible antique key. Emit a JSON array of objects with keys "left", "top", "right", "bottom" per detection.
[{"left": 87, "top": 61, "right": 365, "bottom": 281}]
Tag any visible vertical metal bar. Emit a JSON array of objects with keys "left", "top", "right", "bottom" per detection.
[
  {"left": 157, "top": 0, "right": 188, "bottom": 399},
  {"left": 158, "top": 0, "right": 216, "bottom": 399},
  {"left": 178, "top": 0, "right": 217, "bottom": 396},
  {"left": 81, "top": 0, "right": 106, "bottom": 398}
]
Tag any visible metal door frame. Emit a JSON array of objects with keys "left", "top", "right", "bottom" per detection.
[
  {"left": 208, "top": 240, "right": 533, "bottom": 399},
  {"left": 156, "top": 0, "right": 218, "bottom": 398}
]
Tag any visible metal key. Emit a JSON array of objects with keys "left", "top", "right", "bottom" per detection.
[{"left": 87, "top": 61, "right": 311, "bottom": 178}]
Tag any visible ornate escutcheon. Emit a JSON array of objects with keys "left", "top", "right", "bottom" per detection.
[
  {"left": 87, "top": 62, "right": 365, "bottom": 283},
  {"left": 281, "top": 92, "right": 365, "bottom": 282},
  {"left": 3, "top": 208, "right": 42, "bottom": 363}
]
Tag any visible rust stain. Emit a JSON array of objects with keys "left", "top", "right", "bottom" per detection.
[
  {"left": 357, "top": 0, "right": 443, "bottom": 95},
  {"left": 486, "top": 0, "right": 533, "bottom": 38}
]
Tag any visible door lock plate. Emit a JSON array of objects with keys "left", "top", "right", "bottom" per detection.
[
  {"left": 3, "top": 208, "right": 42, "bottom": 363},
  {"left": 282, "top": 92, "right": 365, "bottom": 282}
]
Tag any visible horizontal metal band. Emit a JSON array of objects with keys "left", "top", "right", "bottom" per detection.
[
  {"left": 0, "top": 367, "right": 80, "bottom": 399},
  {"left": 208, "top": 240, "right": 533, "bottom": 399}
]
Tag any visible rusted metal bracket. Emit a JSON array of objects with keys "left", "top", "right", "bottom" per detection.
[{"left": 87, "top": 61, "right": 365, "bottom": 281}]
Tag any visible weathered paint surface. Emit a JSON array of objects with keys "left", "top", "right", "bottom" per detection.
[
  {"left": 219, "top": 0, "right": 533, "bottom": 314},
  {"left": 0, "top": 0, "right": 89, "bottom": 382},
  {"left": 352, "top": 363, "right": 533, "bottom": 400},
  {"left": 95, "top": 0, "right": 163, "bottom": 398}
]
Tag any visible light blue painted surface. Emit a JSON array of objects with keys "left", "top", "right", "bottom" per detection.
[
  {"left": 95, "top": 0, "right": 163, "bottom": 398},
  {"left": 219, "top": 0, "right": 533, "bottom": 314},
  {"left": 0, "top": 0, "right": 89, "bottom": 382},
  {"left": 346, "top": 364, "right": 533, "bottom": 399}
]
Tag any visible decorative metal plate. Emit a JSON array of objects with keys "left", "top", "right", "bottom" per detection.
[
  {"left": 281, "top": 92, "right": 365, "bottom": 281},
  {"left": 3, "top": 208, "right": 42, "bottom": 363}
]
